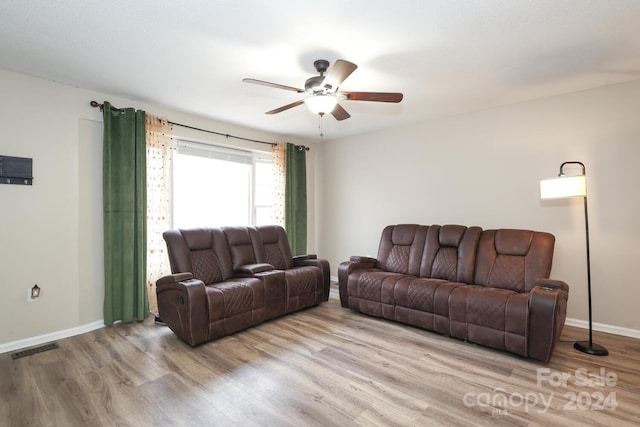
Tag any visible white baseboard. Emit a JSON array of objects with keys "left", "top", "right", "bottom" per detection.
[
  {"left": 330, "top": 275, "right": 338, "bottom": 283},
  {"left": 565, "top": 317, "right": 640, "bottom": 339},
  {"left": 0, "top": 320, "right": 105, "bottom": 355}
]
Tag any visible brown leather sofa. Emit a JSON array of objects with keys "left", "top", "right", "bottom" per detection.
[
  {"left": 156, "top": 225, "right": 330, "bottom": 346},
  {"left": 338, "top": 224, "right": 569, "bottom": 362}
]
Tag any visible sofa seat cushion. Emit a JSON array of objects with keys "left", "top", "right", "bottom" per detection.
[
  {"left": 449, "top": 286, "right": 529, "bottom": 356},
  {"left": 205, "top": 277, "right": 266, "bottom": 340},
  {"left": 283, "top": 265, "right": 324, "bottom": 313},
  {"left": 344, "top": 269, "right": 412, "bottom": 319},
  {"left": 394, "top": 278, "right": 464, "bottom": 334}
]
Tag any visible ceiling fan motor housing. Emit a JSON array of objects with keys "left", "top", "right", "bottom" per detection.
[
  {"left": 313, "top": 59, "right": 330, "bottom": 74},
  {"left": 305, "top": 59, "right": 331, "bottom": 93}
]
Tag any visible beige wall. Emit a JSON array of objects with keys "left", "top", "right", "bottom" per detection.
[
  {"left": 318, "top": 80, "right": 640, "bottom": 332},
  {"left": 2, "top": 65, "right": 637, "bottom": 346},
  {"left": 0, "top": 69, "right": 316, "bottom": 347}
]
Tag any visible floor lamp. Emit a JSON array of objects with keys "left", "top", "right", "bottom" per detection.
[{"left": 540, "top": 161, "right": 608, "bottom": 356}]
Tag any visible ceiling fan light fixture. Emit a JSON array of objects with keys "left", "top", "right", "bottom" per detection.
[{"left": 305, "top": 95, "right": 338, "bottom": 115}]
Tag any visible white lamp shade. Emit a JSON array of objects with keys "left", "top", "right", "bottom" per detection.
[
  {"left": 305, "top": 95, "right": 338, "bottom": 114},
  {"left": 540, "top": 175, "right": 587, "bottom": 199}
]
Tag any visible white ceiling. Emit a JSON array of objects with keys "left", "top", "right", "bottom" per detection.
[{"left": 2, "top": 1, "right": 640, "bottom": 141}]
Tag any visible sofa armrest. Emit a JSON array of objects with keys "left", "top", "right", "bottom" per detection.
[
  {"left": 338, "top": 257, "right": 379, "bottom": 308},
  {"left": 349, "top": 255, "right": 378, "bottom": 265},
  {"left": 536, "top": 278, "right": 569, "bottom": 293},
  {"left": 293, "top": 254, "right": 317, "bottom": 262},
  {"left": 156, "top": 275, "right": 208, "bottom": 346},
  {"left": 235, "top": 263, "right": 274, "bottom": 275},
  {"left": 528, "top": 283, "right": 569, "bottom": 362}
]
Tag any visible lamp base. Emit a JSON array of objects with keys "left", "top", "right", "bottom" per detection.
[{"left": 574, "top": 341, "right": 609, "bottom": 356}]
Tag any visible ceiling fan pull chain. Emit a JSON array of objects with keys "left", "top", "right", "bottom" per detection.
[{"left": 319, "top": 113, "right": 324, "bottom": 137}]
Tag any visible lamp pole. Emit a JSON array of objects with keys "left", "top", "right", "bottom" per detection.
[{"left": 560, "top": 162, "right": 608, "bottom": 356}]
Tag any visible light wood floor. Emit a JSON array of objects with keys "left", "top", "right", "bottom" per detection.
[{"left": 2, "top": 285, "right": 639, "bottom": 426}]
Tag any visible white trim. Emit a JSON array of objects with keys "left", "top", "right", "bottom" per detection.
[
  {"left": 564, "top": 317, "right": 640, "bottom": 339},
  {"left": 330, "top": 275, "right": 339, "bottom": 282},
  {"left": 0, "top": 320, "right": 105, "bottom": 355}
]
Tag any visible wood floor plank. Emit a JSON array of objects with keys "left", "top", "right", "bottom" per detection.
[{"left": 1, "top": 284, "right": 639, "bottom": 426}]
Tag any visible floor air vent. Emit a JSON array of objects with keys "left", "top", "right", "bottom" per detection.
[{"left": 11, "top": 342, "right": 59, "bottom": 360}]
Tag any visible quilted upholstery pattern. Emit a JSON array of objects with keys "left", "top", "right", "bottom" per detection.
[
  {"left": 376, "top": 224, "right": 427, "bottom": 275},
  {"left": 253, "top": 225, "right": 294, "bottom": 269},
  {"left": 338, "top": 224, "right": 568, "bottom": 362},
  {"left": 418, "top": 225, "right": 482, "bottom": 283},
  {"left": 474, "top": 229, "right": 555, "bottom": 292},
  {"left": 348, "top": 270, "right": 403, "bottom": 305},
  {"left": 465, "top": 288, "right": 513, "bottom": 329},
  {"left": 488, "top": 254, "right": 526, "bottom": 292},
  {"left": 431, "top": 247, "right": 458, "bottom": 281},
  {"left": 286, "top": 267, "right": 317, "bottom": 296},
  {"left": 358, "top": 273, "right": 387, "bottom": 302},
  {"left": 191, "top": 250, "right": 224, "bottom": 284},
  {"left": 405, "top": 279, "right": 437, "bottom": 310},
  {"left": 205, "top": 277, "right": 265, "bottom": 321},
  {"left": 386, "top": 245, "right": 411, "bottom": 273},
  {"left": 217, "top": 281, "right": 262, "bottom": 317},
  {"left": 263, "top": 243, "right": 288, "bottom": 270},
  {"left": 163, "top": 228, "right": 234, "bottom": 281},
  {"left": 158, "top": 225, "right": 330, "bottom": 347}
]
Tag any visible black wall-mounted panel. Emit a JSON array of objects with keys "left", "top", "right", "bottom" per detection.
[{"left": 0, "top": 155, "right": 33, "bottom": 185}]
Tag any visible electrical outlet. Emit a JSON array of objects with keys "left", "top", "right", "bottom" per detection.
[{"left": 27, "top": 288, "right": 40, "bottom": 303}]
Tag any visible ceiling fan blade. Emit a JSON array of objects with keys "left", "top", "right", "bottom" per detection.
[
  {"left": 265, "top": 100, "right": 305, "bottom": 114},
  {"left": 243, "top": 78, "right": 304, "bottom": 93},
  {"left": 338, "top": 91, "right": 403, "bottom": 103},
  {"left": 321, "top": 59, "right": 358, "bottom": 92},
  {"left": 331, "top": 103, "right": 351, "bottom": 121}
]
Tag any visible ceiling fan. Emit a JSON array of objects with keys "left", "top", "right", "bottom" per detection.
[{"left": 243, "top": 59, "right": 403, "bottom": 121}]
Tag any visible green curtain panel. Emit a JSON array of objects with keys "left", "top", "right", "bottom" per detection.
[
  {"left": 102, "top": 102, "right": 149, "bottom": 325},
  {"left": 285, "top": 143, "right": 307, "bottom": 255}
]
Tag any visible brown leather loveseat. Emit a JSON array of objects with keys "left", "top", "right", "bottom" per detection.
[
  {"left": 338, "top": 224, "right": 569, "bottom": 362},
  {"left": 157, "top": 225, "right": 330, "bottom": 346}
]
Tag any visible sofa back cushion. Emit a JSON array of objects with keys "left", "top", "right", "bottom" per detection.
[
  {"left": 163, "top": 228, "right": 234, "bottom": 284},
  {"left": 222, "top": 226, "right": 263, "bottom": 271},
  {"left": 474, "top": 229, "right": 555, "bottom": 292},
  {"left": 419, "top": 225, "right": 482, "bottom": 283},
  {"left": 254, "top": 225, "right": 294, "bottom": 270},
  {"left": 376, "top": 224, "right": 428, "bottom": 275}
]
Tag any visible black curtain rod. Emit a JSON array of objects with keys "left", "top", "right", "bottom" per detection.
[{"left": 89, "top": 101, "right": 309, "bottom": 151}]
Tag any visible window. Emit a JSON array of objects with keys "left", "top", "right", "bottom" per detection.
[{"left": 172, "top": 140, "right": 274, "bottom": 229}]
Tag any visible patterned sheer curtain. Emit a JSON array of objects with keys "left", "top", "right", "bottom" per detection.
[
  {"left": 146, "top": 114, "right": 173, "bottom": 315},
  {"left": 272, "top": 142, "right": 286, "bottom": 227}
]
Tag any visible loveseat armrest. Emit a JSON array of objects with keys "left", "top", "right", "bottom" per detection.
[
  {"left": 293, "top": 254, "right": 317, "bottom": 262},
  {"left": 157, "top": 272, "right": 193, "bottom": 284},
  {"left": 528, "top": 282, "right": 569, "bottom": 362},
  {"left": 156, "top": 275, "right": 208, "bottom": 346},
  {"left": 235, "top": 263, "right": 274, "bottom": 275}
]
